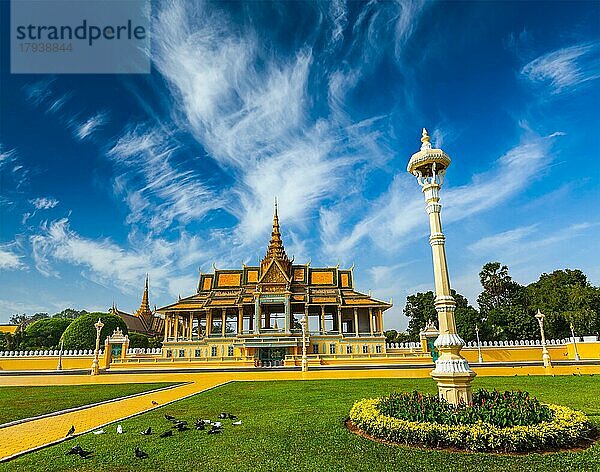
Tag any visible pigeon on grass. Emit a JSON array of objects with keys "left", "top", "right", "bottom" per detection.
[{"left": 135, "top": 447, "right": 149, "bottom": 459}]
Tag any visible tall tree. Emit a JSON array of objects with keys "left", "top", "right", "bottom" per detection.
[
  {"left": 526, "top": 269, "right": 600, "bottom": 339},
  {"left": 477, "top": 262, "right": 535, "bottom": 340},
  {"left": 404, "top": 290, "right": 482, "bottom": 342}
]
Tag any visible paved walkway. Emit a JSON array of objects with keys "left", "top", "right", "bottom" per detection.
[{"left": 1, "top": 364, "right": 599, "bottom": 461}]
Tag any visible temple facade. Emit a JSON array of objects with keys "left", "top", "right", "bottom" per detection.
[{"left": 156, "top": 203, "right": 392, "bottom": 366}]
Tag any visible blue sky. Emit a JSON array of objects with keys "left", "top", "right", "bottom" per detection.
[{"left": 1, "top": 0, "right": 599, "bottom": 330}]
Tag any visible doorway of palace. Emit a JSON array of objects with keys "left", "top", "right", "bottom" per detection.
[{"left": 257, "top": 347, "right": 286, "bottom": 367}]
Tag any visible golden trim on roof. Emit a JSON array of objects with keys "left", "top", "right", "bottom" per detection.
[
  {"left": 310, "top": 271, "right": 334, "bottom": 285},
  {"left": 217, "top": 272, "right": 241, "bottom": 287}
]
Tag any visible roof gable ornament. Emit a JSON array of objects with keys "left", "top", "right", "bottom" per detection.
[{"left": 260, "top": 198, "right": 292, "bottom": 277}]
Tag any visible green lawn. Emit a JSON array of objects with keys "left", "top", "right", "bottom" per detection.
[
  {"left": 0, "top": 383, "right": 178, "bottom": 426},
  {"left": 3, "top": 376, "right": 600, "bottom": 471}
]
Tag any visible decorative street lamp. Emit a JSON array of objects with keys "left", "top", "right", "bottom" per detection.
[
  {"left": 56, "top": 339, "right": 64, "bottom": 371},
  {"left": 475, "top": 325, "right": 483, "bottom": 364},
  {"left": 91, "top": 318, "right": 104, "bottom": 376},
  {"left": 535, "top": 310, "right": 552, "bottom": 367},
  {"left": 301, "top": 312, "right": 308, "bottom": 372},
  {"left": 408, "top": 129, "right": 475, "bottom": 405},
  {"left": 570, "top": 321, "right": 581, "bottom": 361}
]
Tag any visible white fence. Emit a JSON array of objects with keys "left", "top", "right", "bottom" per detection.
[
  {"left": 385, "top": 338, "right": 588, "bottom": 349},
  {"left": 0, "top": 349, "right": 104, "bottom": 357}
]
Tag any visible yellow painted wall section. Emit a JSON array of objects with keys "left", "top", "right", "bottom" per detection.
[{"left": 0, "top": 355, "right": 97, "bottom": 371}]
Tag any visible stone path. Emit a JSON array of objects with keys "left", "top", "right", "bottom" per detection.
[{"left": 1, "top": 363, "right": 598, "bottom": 461}]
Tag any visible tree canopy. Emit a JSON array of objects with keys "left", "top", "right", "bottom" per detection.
[
  {"left": 22, "top": 317, "right": 73, "bottom": 350},
  {"left": 62, "top": 312, "right": 128, "bottom": 350}
]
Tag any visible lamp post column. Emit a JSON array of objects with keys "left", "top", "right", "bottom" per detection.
[
  {"left": 535, "top": 309, "right": 552, "bottom": 367},
  {"left": 475, "top": 325, "right": 483, "bottom": 364},
  {"left": 570, "top": 321, "right": 580, "bottom": 361},
  {"left": 301, "top": 306, "right": 308, "bottom": 372},
  {"left": 91, "top": 318, "right": 104, "bottom": 376},
  {"left": 408, "top": 128, "right": 475, "bottom": 406}
]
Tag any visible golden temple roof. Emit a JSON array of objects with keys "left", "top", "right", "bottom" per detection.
[{"left": 260, "top": 199, "right": 291, "bottom": 276}]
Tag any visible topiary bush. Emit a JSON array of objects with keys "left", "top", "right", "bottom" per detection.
[
  {"left": 349, "top": 389, "right": 594, "bottom": 452},
  {"left": 23, "top": 317, "right": 73, "bottom": 350},
  {"left": 62, "top": 312, "right": 128, "bottom": 350}
]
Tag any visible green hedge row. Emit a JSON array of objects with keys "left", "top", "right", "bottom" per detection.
[{"left": 349, "top": 397, "right": 594, "bottom": 452}]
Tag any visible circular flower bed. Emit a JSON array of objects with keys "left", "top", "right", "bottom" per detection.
[{"left": 349, "top": 389, "right": 594, "bottom": 453}]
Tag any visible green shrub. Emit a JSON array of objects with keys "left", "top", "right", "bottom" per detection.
[
  {"left": 23, "top": 317, "right": 73, "bottom": 350},
  {"left": 349, "top": 392, "right": 594, "bottom": 452},
  {"left": 128, "top": 332, "right": 149, "bottom": 349},
  {"left": 62, "top": 312, "right": 128, "bottom": 350},
  {"left": 378, "top": 389, "right": 552, "bottom": 427}
]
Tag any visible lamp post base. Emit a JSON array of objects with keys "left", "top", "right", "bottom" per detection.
[
  {"left": 90, "top": 359, "right": 99, "bottom": 376},
  {"left": 431, "top": 369, "right": 476, "bottom": 405}
]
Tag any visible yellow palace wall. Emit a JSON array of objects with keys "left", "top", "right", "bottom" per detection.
[{"left": 0, "top": 342, "right": 598, "bottom": 372}]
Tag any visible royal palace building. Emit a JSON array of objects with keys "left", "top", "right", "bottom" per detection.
[{"left": 156, "top": 204, "right": 392, "bottom": 367}]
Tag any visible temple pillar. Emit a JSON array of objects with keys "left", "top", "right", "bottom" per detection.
[
  {"left": 284, "top": 296, "right": 291, "bottom": 333},
  {"left": 254, "top": 298, "right": 261, "bottom": 334},
  {"left": 174, "top": 315, "right": 179, "bottom": 341},
  {"left": 337, "top": 307, "right": 342, "bottom": 334},
  {"left": 238, "top": 306, "right": 243, "bottom": 335},
  {"left": 354, "top": 308, "right": 359, "bottom": 337},
  {"left": 206, "top": 310, "right": 212, "bottom": 336},
  {"left": 320, "top": 306, "right": 326, "bottom": 335},
  {"left": 378, "top": 309, "right": 383, "bottom": 334},
  {"left": 221, "top": 308, "right": 226, "bottom": 337},
  {"left": 369, "top": 307, "right": 374, "bottom": 336},
  {"left": 163, "top": 314, "right": 169, "bottom": 342}
]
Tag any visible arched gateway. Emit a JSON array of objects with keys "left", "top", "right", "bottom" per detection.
[{"left": 156, "top": 202, "right": 392, "bottom": 367}]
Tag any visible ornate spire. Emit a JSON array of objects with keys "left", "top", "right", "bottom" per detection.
[
  {"left": 261, "top": 198, "right": 291, "bottom": 275},
  {"left": 135, "top": 273, "right": 153, "bottom": 327},
  {"left": 420, "top": 128, "right": 432, "bottom": 150}
]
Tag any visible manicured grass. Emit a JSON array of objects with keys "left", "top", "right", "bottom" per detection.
[
  {"left": 0, "top": 383, "right": 178, "bottom": 425},
  {"left": 3, "top": 376, "right": 600, "bottom": 471}
]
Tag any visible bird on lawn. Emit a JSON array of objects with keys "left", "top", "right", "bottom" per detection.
[
  {"left": 141, "top": 427, "right": 152, "bottom": 435},
  {"left": 164, "top": 414, "right": 177, "bottom": 421},
  {"left": 218, "top": 412, "right": 228, "bottom": 419},
  {"left": 195, "top": 420, "right": 205, "bottom": 430},
  {"left": 212, "top": 421, "right": 222, "bottom": 428},
  {"left": 203, "top": 419, "right": 211, "bottom": 424},
  {"left": 159, "top": 430, "right": 173, "bottom": 438},
  {"left": 207, "top": 427, "right": 221, "bottom": 435},
  {"left": 232, "top": 420, "right": 242, "bottom": 426},
  {"left": 78, "top": 449, "right": 93, "bottom": 459},
  {"left": 152, "top": 400, "right": 159, "bottom": 406},
  {"left": 228, "top": 414, "right": 237, "bottom": 420},
  {"left": 92, "top": 429, "right": 105, "bottom": 435},
  {"left": 174, "top": 422, "right": 189, "bottom": 432},
  {"left": 65, "top": 425, "right": 75, "bottom": 437},
  {"left": 135, "top": 447, "right": 148, "bottom": 459},
  {"left": 117, "top": 424, "right": 123, "bottom": 434},
  {"left": 66, "top": 445, "right": 83, "bottom": 455}
]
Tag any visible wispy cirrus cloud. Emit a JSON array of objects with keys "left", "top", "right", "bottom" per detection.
[
  {"left": 30, "top": 197, "right": 59, "bottom": 210},
  {"left": 72, "top": 112, "right": 108, "bottom": 141},
  {"left": 0, "top": 244, "right": 25, "bottom": 270},
  {"left": 149, "top": 0, "right": 410, "bottom": 243},
  {"left": 30, "top": 217, "right": 208, "bottom": 297},
  {"left": 521, "top": 42, "right": 600, "bottom": 94},
  {"left": 108, "top": 124, "right": 222, "bottom": 232}
]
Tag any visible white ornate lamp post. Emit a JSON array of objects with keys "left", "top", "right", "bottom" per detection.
[
  {"left": 570, "top": 321, "right": 581, "bottom": 361},
  {"left": 535, "top": 309, "right": 552, "bottom": 367},
  {"left": 408, "top": 128, "right": 475, "bottom": 405},
  {"left": 475, "top": 325, "right": 483, "bottom": 364},
  {"left": 91, "top": 318, "right": 104, "bottom": 376},
  {"left": 56, "top": 339, "right": 64, "bottom": 371},
  {"left": 301, "top": 313, "right": 308, "bottom": 372}
]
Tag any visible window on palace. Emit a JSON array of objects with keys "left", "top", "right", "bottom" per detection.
[
  {"left": 194, "top": 349, "right": 201, "bottom": 357},
  {"left": 329, "top": 343, "right": 336, "bottom": 354},
  {"left": 211, "top": 346, "right": 217, "bottom": 357},
  {"left": 166, "top": 349, "right": 172, "bottom": 358},
  {"left": 179, "top": 349, "right": 185, "bottom": 358},
  {"left": 346, "top": 345, "right": 352, "bottom": 354},
  {"left": 228, "top": 346, "right": 234, "bottom": 356},
  {"left": 376, "top": 345, "right": 382, "bottom": 354},
  {"left": 312, "top": 344, "right": 319, "bottom": 354},
  {"left": 362, "top": 345, "right": 368, "bottom": 354}
]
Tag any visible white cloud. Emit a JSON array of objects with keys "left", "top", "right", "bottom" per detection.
[
  {"left": 469, "top": 224, "right": 538, "bottom": 253},
  {"left": 30, "top": 197, "right": 59, "bottom": 210},
  {"left": 0, "top": 245, "right": 25, "bottom": 270},
  {"left": 74, "top": 112, "right": 107, "bottom": 140},
  {"left": 521, "top": 42, "right": 600, "bottom": 94},
  {"left": 108, "top": 125, "right": 222, "bottom": 232}
]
